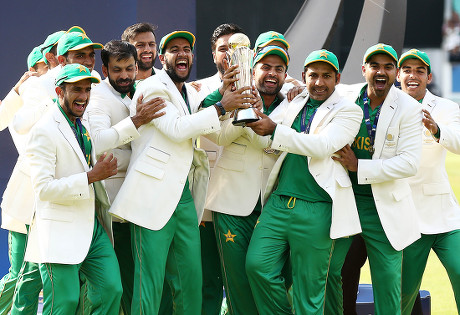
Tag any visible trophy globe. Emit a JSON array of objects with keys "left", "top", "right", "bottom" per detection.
[{"left": 227, "top": 33, "right": 258, "bottom": 126}]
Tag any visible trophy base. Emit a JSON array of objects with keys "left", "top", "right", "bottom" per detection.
[
  {"left": 232, "top": 108, "right": 259, "bottom": 126},
  {"left": 232, "top": 117, "right": 259, "bottom": 126}
]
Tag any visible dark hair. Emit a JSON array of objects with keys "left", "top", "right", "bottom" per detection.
[
  {"left": 121, "top": 23, "right": 157, "bottom": 42},
  {"left": 101, "top": 40, "right": 138, "bottom": 68},
  {"left": 210, "top": 23, "right": 245, "bottom": 51}
]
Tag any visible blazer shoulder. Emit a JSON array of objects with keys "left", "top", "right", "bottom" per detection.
[{"left": 393, "top": 88, "right": 420, "bottom": 111}]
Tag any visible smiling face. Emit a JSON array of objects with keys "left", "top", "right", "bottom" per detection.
[
  {"left": 159, "top": 37, "right": 193, "bottom": 83},
  {"left": 130, "top": 31, "right": 157, "bottom": 71},
  {"left": 302, "top": 62, "right": 340, "bottom": 101},
  {"left": 56, "top": 79, "right": 92, "bottom": 123},
  {"left": 397, "top": 58, "right": 431, "bottom": 101},
  {"left": 213, "top": 33, "right": 232, "bottom": 76},
  {"left": 362, "top": 53, "right": 397, "bottom": 99},
  {"left": 102, "top": 56, "right": 137, "bottom": 94},
  {"left": 253, "top": 55, "right": 287, "bottom": 99},
  {"left": 63, "top": 46, "right": 96, "bottom": 72}
]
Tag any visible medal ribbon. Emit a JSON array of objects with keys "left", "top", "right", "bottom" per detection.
[
  {"left": 363, "top": 91, "right": 382, "bottom": 153},
  {"left": 75, "top": 118, "right": 92, "bottom": 166},
  {"left": 58, "top": 103, "right": 92, "bottom": 166},
  {"left": 300, "top": 105, "right": 318, "bottom": 134}
]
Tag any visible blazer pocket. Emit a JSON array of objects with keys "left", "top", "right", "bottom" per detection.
[
  {"left": 336, "top": 175, "right": 352, "bottom": 188},
  {"left": 217, "top": 156, "right": 245, "bottom": 172},
  {"left": 135, "top": 146, "right": 170, "bottom": 179},
  {"left": 392, "top": 184, "right": 412, "bottom": 201},
  {"left": 40, "top": 205, "right": 74, "bottom": 222},
  {"left": 226, "top": 142, "right": 247, "bottom": 155},
  {"left": 422, "top": 182, "right": 451, "bottom": 195},
  {"left": 135, "top": 160, "right": 165, "bottom": 179},
  {"left": 146, "top": 146, "right": 171, "bottom": 163}
]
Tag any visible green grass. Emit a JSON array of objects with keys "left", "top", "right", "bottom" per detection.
[{"left": 360, "top": 151, "right": 460, "bottom": 314}]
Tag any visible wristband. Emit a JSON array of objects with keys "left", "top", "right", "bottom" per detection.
[{"left": 215, "top": 101, "right": 226, "bottom": 116}]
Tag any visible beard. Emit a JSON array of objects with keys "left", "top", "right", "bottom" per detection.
[
  {"left": 164, "top": 58, "right": 192, "bottom": 83},
  {"left": 63, "top": 97, "right": 84, "bottom": 119},
  {"left": 256, "top": 76, "right": 282, "bottom": 96},
  {"left": 138, "top": 58, "right": 154, "bottom": 71},
  {"left": 109, "top": 76, "right": 135, "bottom": 94},
  {"left": 216, "top": 61, "right": 226, "bottom": 77},
  {"left": 137, "top": 52, "right": 155, "bottom": 71}
]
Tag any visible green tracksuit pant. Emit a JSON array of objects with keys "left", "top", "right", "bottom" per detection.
[
  {"left": 246, "top": 194, "right": 334, "bottom": 315},
  {"left": 402, "top": 230, "right": 460, "bottom": 314},
  {"left": 0, "top": 230, "right": 26, "bottom": 315},
  {"left": 130, "top": 194, "right": 202, "bottom": 315},
  {"left": 200, "top": 221, "right": 223, "bottom": 315},
  {"left": 39, "top": 219, "right": 122, "bottom": 315},
  {"left": 213, "top": 210, "right": 259, "bottom": 315}
]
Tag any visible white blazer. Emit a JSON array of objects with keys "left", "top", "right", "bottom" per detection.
[
  {"left": 264, "top": 89, "right": 363, "bottom": 239},
  {"left": 1, "top": 84, "right": 36, "bottom": 232},
  {"left": 190, "top": 72, "right": 223, "bottom": 221},
  {"left": 86, "top": 79, "right": 140, "bottom": 204},
  {"left": 408, "top": 90, "right": 460, "bottom": 234},
  {"left": 25, "top": 105, "right": 111, "bottom": 264},
  {"left": 338, "top": 84, "right": 423, "bottom": 250},
  {"left": 205, "top": 95, "right": 283, "bottom": 217},
  {"left": 0, "top": 89, "right": 26, "bottom": 234},
  {"left": 0, "top": 88, "right": 22, "bottom": 131},
  {"left": 109, "top": 69, "right": 221, "bottom": 230}
]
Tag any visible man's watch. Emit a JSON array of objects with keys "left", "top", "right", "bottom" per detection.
[{"left": 215, "top": 101, "right": 226, "bottom": 116}]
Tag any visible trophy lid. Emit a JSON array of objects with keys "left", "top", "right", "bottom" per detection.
[{"left": 228, "top": 33, "right": 251, "bottom": 50}]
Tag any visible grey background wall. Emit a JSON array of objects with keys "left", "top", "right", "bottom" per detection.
[{"left": 0, "top": 0, "right": 444, "bottom": 273}]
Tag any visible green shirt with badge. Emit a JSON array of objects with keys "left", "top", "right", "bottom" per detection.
[
  {"left": 274, "top": 98, "right": 331, "bottom": 203},
  {"left": 58, "top": 102, "right": 92, "bottom": 167},
  {"left": 349, "top": 85, "right": 380, "bottom": 197}
]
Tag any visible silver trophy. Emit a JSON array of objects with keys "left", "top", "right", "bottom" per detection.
[{"left": 227, "top": 33, "right": 258, "bottom": 126}]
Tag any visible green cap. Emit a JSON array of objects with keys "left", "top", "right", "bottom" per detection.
[
  {"left": 27, "top": 46, "right": 45, "bottom": 69},
  {"left": 57, "top": 31, "right": 103, "bottom": 57},
  {"left": 41, "top": 31, "right": 66, "bottom": 60},
  {"left": 159, "top": 31, "right": 196, "bottom": 54},
  {"left": 55, "top": 64, "right": 100, "bottom": 87},
  {"left": 66, "top": 26, "right": 85, "bottom": 34},
  {"left": 398, "top": 49, "right": 431, "bottom": 73},
  {"left": 304, "top": 49, "right": 340, "bottom": 72},
  {"left": 254, "top": 31, "right": 290, "bottom": 51},
  {"left": 253, "top": 45, "right": 289, "bottom": 69},
  {"left": 363, "top": 43, "right": 398, "bottom": 64}
]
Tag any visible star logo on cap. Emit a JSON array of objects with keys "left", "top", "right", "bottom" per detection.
[
  {"left": 376, "top": 44, "right": 385, "bottom": 50},
  {"left": 319, "top": 51, "right": 329, "bottom": 58},
  {"left": 224, "top": 230, "right": 236, "bottom": 243},
  {"left": 77, "top": 65, "right": 88, "bottom": 73},
  {"left": 408, "top": 49, "right": 418, "bottom": 54},
  {"left": 78, "top": 33, "right": 89, "bottom": 41},
  {"left": 270, "top": 32, "right": 280, "bottom": 38}
]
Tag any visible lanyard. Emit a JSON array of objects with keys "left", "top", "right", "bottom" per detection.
[
  {"left": 74, "top": 118, "right": 86, "bottom": 156},
  {"left": 362, "top": 91, "right": 382, "bottom": 153},
  {"left": 300, "top": 105, "right": 318, "bottom": 134},
  {"left": 181, "top": 85, "right": 191, "bottom": 114}
]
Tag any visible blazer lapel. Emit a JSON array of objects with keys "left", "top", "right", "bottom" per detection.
[
  {"left": 55, "top": 108, "right": 90, "bottom": 171},
  {"left": 282, "top": 91, "right": 307, "bottom": 127},
  {"left": 310, "top": 90, "right": 340, "bottom": 134},
  {"left": 158, "top": 70, "right": 189, "bottom": 116},
  {"left": 422, "top": 90, "right": 437, "bottom": 113},
  {"left": 373, "top": 86, "right": 398, "bottom": 158}
]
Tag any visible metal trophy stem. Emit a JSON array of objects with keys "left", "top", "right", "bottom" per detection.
[{"left": 227, "top": 33, "right": 259, "bottom": 126}]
